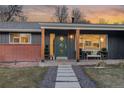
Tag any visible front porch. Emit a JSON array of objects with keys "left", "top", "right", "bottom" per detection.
[
  {"left": 41, "top": 29, "right": 107, "bottom": 62},
  {"left": 40, "top": 23, "right": 124, "bottom": 62}
]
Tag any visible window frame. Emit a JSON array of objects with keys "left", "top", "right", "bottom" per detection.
[
  {"left": 79, "top": 34, "right": 107, "bottom": 51},
  {"left": 9, "top": 33, "right": 31, "bottom": 44}
]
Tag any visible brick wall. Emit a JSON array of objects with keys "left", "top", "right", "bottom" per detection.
[{"left": 0, "top": 44, "right": 41, "bottom": 62}]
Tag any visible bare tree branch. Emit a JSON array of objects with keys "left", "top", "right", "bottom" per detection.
[
  {"left": 99, "top": 18, "right": 108, "bottom": 24},
  {"left": 18, "top": 15, "right": 27, "bottom": 22},
  {"left": 0, "top": 5, "right": 26, "bottom": 22},
  {"left": 72, "top": 8, "right": 82, "bottom": 23},
  {"left": 54, "top": 6, "right": 68, "bottom": 23},
  {"left": 71, "top": 8, "right": 90, "bottom": 24}
]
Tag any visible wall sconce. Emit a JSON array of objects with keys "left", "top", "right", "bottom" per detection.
[
  {"left": 69, "top": 35, "right": 74, "bottom": 39},
  {"left": 100, "top": 37, "right": 104, "bottom": 42}
]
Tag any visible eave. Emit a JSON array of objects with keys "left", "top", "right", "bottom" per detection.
[
  {"left": 40, "top": 23, "right": 124, "bottom": 31},
  {"left": 0, "top": 29, "right": 41, "bottom": 32}
]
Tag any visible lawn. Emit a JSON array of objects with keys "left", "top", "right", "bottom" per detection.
[
  {"left": 0, "top": 67, "right": 48, "bottom": 88},
  {"left": 84, "top": 67, "right": 124, "bottom": 88}
]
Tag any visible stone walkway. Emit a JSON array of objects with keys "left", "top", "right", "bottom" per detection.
[{"left": 55, "top": 65, "right": 81, "bottom": 88}]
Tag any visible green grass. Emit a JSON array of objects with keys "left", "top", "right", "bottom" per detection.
[
  {"left": 0, "top": 67, "right": 48, "bottom": 88},
  {"left": 84, "top": 67, "right": 124, "bottom": 88}
]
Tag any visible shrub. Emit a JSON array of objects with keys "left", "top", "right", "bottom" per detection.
[{"left": 99, "top": 48, "right": 108, "bottom": 59}]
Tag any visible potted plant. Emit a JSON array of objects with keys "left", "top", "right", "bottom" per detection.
[{"left": 100, "top": 48, "right": 108, "bottom": 60}]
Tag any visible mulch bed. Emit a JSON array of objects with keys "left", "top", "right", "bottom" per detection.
[
  {"left": 39, "top": 66, "right": 57, "bottom": 88},
  {"left": 72, "top": 65, "right": 96, "bottom": 88},
  {"left": 0, "top": 62, "right": 39, "bottom": 68}
]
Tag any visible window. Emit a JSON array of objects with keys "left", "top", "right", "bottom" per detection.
[
  {"left": 79, "top": 34, "right": 107, "bottom": 50},
  {"left": 10, "top": 33, "right": 31, "bottom": 44}
]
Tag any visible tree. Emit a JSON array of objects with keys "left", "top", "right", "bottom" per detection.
[
  {"left": 54, "top": 5, "right": 68, "bottom": 23},
  {"left": 120, "top": 21, "right": 124, "bottom": 24},
  {"left": 72, "top": 8, "right": 82, "bottom": 23},
  {"left": 18, "top": 15, "right": 27, "bottom": 22},
  {"left": 113, "top": 22, "right": 119, "bottom": 24},
  {"left": 99, "top": 18, "right": 108, "bottom": 24},
  {"left": 79, "top": 19, "right": 91, "bottom": 24},
  {"left": 71, "top": 8, "right": 90, "bottom": 24},
  {"left": 0, "top": 5, "right": 24, "bottom": 22}
]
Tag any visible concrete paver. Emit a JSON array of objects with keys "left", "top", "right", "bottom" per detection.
[
  {"left": 57, "top": 72, "right": 75, "bottom": 77},
  {"left": 56, "top": 76, "right": 78, "bottom": 82},
  {"left": 55, "top": 65, "right": 81, "bottom": 88},
  {"left": 55, "top": 82, "right": 81, "bottom": 88},
  {"left": 57, "top": 69, "right": 74, "bottom": 73}
]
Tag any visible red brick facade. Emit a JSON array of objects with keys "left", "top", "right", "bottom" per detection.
[{"left": 0, "top": 44, "right": 41, "bottom": 62}]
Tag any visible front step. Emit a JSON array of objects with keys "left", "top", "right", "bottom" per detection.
[{"left": 56, "top": 57, "right": 68, "bottom": 60}]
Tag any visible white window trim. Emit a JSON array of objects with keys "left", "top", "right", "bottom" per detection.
[
  {"left": 13, "top": 37, "right": 20, "bottom": 44},
  {"left": 9, "top": 33, "right": 31, "bottom": 44}
]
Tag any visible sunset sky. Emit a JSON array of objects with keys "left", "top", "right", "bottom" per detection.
[{"left": 23, "top": 5, "right": 124, "bottom": 24}]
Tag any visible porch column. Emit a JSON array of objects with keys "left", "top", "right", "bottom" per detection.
[
  {"left": 76, "top": 29, "right": 80, "bottom": 62},
  {"left": 41, "top": 28, "right": 45, "bottom": 62}
]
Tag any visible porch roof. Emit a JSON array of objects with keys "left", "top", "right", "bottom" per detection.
[{"left": 40, "top": 23, "right": 124, "bottom": 31}]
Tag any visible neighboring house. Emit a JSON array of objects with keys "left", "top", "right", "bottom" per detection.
[{"left": 0, "top": 22, "right": 124, "bottom": 62}]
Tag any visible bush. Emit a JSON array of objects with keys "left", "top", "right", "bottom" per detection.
[
  {"left": 96, "top": 61, "right": 107, "bottom": 67},
  {"left": 100, "top": 48, "right": 108, "bottom": 59}
]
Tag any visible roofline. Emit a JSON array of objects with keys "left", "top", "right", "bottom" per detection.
[
  {"left": 40, "top": 22, "right": 124, "bottom": 27},
  {"left": 40, "top": 23, "right": 124, "bottom": 31},
  {"left": 1, "top": 22, "right": 124, "bottom": 27},
  {"left": 1, "top": 22, "right": 124, "bottom": 32},
  {"left": 0, "top": 29, "right": 41, "bottom": 32},
  {"left": 41, "top": 26, "right": 124, "bottom": 31}
]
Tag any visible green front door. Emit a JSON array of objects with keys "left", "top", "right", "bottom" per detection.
[{"left": 55, "top": 35, "right": 67, "bottom": 58}]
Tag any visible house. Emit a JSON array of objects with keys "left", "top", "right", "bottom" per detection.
[{"left": 0, "top": 22, "right": 124, "bottom": 62}]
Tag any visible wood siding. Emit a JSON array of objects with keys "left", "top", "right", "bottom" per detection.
[
  {"left": 0, "top": 32, "right": 9, "bottom": 44},
  {"left": 31, "top": 33, "right": 41, "bottom": 44},
  {"left": 108, "top": 33, "right": 124, "bottom": 59},
  {"left": 0, "top": 32, "right": 41, "bottom": 44}
]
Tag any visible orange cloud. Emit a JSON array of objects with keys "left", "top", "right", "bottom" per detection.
[{"left": 22, "top": 5, "right": 124, "bottom": 24}]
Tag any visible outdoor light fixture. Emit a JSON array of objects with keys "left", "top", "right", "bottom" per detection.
[
  {"left": 100, "top": 37, "right": 104, "bottom": 42},
  {"left": 69, "top": 35, "right": 74, "bottom": 39}
]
